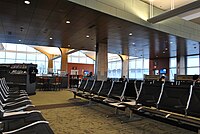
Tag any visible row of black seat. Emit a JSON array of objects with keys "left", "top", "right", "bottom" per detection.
[
  {"left": 70, "top": 79, "right": 200, "bottom": 133},
  {"left": 0, "top": 77, "right": 54, "bottom": 134}
]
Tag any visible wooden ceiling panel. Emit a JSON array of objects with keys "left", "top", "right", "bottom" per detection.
[{"left": 0, "top": 0, "right": 199, "bottom": 59}]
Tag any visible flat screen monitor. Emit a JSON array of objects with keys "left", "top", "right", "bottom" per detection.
[
  {"left": 160, "top": 68, "right": 167, "bottom": 74},
  {"left": 160, "top": 68, "right": 166, "bottom": 74}
]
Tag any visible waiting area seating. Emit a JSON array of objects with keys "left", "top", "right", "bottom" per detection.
[
  {"left": 0, "top": 77, "right": 54, "bottom": 134},
  {"left": 69, "top": 79, "right": 200, "bottom": 133}
]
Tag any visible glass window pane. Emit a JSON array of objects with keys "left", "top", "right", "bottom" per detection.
[
  {"left": 27, "top": 54, "right": 36, "bottom": 61},
  {"left": 86, "top": 57, "right": 94, "bottom": 64},
  {"left": 169, "top": 68, "right": 176, "bottom": 81},
  {"left": 5, "top": 59, "right": 15, "bottom": 63},
  {"left": 187, "top": 67, "right": 199, "bottom": 75},
  {"left": 5, "top": 43, "right": 17, "bottom": 51},
  {"left": 15, "top": 59, "right": 26, "bottom": 63},
  {"left": 0, "top": 51, "right": 5, "bottom": 58},
  {"left": 187, "top": 55, "right": 199, "bottom": 67},
  {"left": 79, "top": 57, "right": 87, "bottom": 64},
  {"left": 17, "top": 45, "right": 27, "bottom": 52},
  {"left": 136, "top": 59, "right": 143, "bottom": 69},
  {"left": 27, "top": 47, "right": 36, "bottom": 52},
  {"left": 16, "top": 53, "right": 26, "bottom": 60},
  {"left": 6, "top": 52, "right": 16, "bottom": 59},
  {"left": 71, "top": 57, "right": 79, "bottom": 63},
  {"left": 170, "top": 58, "right": 176, "bottom": 68},
  {"left": 144, "top": 59, "right": 149, "bottom": 69},
  {"left": 36, "top": 54, "right": 46, "bottom": 61},
  {"left": 0, "top": 59, "right": 5, "bottom": 63}
]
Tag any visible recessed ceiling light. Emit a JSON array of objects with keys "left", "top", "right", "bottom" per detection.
[
  {"left": 163, "top": 51, "right": 165, "bottom": 54},
  {"left": 68, "top": 44, "right": 70, "bottom": 47},
  {"left": 129, "top": 32, "right": 133, "bottom": 36},
  {"left": 19, "top": 40, "right": 21, "bottom": 42},
  {"left": 170, "top": 41, "right": 173, "bottom": 44},
  {"left": 165, "top": 47, "right": 168, "bottom": 51},
  {"left": 86, "top": 35, "right": 90, "bottom": 38},
  {"left": 24, "top": 1, "right": 31, "bottom": 5},
  {"left": 132, "top": 42, "right": 135, "bottom": 45},
  {"left": 66, "top": 20, "right": 70, "bottom": 24},
  {"left": 49, "top": 37, "right": 53, "bottom": 40}
]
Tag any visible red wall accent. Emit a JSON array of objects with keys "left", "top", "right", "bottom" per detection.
[{"left": 68, "top": 63, "right": 94, "bottom": 75}]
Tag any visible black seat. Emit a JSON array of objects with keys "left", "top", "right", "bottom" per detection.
[
  {"left": 90, "top": 81, "right": 103, "bottom": 95},
  {"left": 187, "top": 86, "right": 200, "bottom": 118},
  {"left": 124, "top": 82, "right": 138, "bottom": 100},
  {"left": 98, "top": 81, "right": 113, "bottom": 97},
  {"left": 77, "top": 79, "right": 87, "bottom": 92},
  {"left": 136, "top": 83, "right": 163, "bottom": 107},
  {"left": 158, "top": 85, "right": 191, "bottom": 114},
  {"left": 83, "top": 80, "right": 95, "bottom": 93},
  {"left": 108, "top": 82, "right": 126, "bottom": 101}
]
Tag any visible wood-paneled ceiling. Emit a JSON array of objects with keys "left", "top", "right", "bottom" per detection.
[{"left": 0, "top": 0, "right": 199, "bottom": 59}]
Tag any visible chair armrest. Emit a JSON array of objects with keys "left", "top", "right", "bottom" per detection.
[
  {"left": 3, "top": 110, "right": 41, "bottom": 117},
  {"left": 2, "top": 121, "right": 49, "bottom": 134}
]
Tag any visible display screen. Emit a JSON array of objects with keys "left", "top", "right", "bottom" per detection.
[{"left": 160, "top": 68, "right": 166, "bottom": 74}]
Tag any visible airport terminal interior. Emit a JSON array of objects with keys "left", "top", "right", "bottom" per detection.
[{"left": 1, "top": 0, "right": 200, "bottom": 133}]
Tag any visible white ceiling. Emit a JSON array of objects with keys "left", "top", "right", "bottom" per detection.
[{"left": 142, "top": 0, "right": 197, "bottom": 10}]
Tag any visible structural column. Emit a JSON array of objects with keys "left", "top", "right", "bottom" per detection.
[
  {"left": 120, "top": 55, "right": 129, "bottom": 78},
  {"left": 177, "top": 37, "right": 186, "bottom": 75},
  {"left": 48, "top": 55, "right": 53, "bottom": 69},
  {"left": 95, "top": 43, "right": 108, "bottom": 80},
  {"left": 60, "top": 48, "right": 68, "bottom": 72}
]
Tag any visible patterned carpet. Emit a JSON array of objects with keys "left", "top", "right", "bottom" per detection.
[{"left": 30, "top": 90, "right": 197, "bottom": 134}]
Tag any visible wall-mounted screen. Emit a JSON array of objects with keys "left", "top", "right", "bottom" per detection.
[{"left": 160, "top": 68, "right": 167, "bottom": 74}]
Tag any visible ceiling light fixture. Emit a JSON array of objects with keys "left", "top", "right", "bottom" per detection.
[
  {"left": 24, "top": 0, "right": 31, "bottom": 5},
  {"left": 129, "top": 32, "right": 133, "bottom": 36},
  {"left": 170, "top": 41, "right": 173, "bottom": 44},
  {"left": 49, "top": 37, "right": 53, "bottom": 40},
  {"left": 68, "top": 45, "right": 70, "bottom": 47},
  {"left": 66, "top": 20, "right": 70, "bottom": 24},
  {"left": 132, "top": 42, "right": 135, "bottom": 45},
  {"left": 19, "top": 40, "right": 21, "bottom": 42},
  {"left": 86, "top": 35, "right": 90, "bottom": 38}
]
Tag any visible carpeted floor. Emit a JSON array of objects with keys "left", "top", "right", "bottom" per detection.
[{"left": 30, "top": 90, "right": 197, "bottom": 134}]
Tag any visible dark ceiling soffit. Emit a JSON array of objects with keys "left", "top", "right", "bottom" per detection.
[{"left": 147, "top": 0, "right": 200, "bottom": 23}]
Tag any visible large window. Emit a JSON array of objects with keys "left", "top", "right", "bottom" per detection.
[
  {"left": 108, "top": 53, "right": 122, "bottom": 78},
  {"left": 129, "top": 57, "right": 149, "bottom": 80},
  {"left": 53, "top": 57, "right": 61, "bottom": 73},
  {"left": 169, "top": 57, "right": 177, "bottom": 81},
  {"left": 187, "top": 55, "right": 199, "bottom": 75},
  {"left": 68, "top": 51, "right": 95, "bottom": 64},
  {"left": 0, "top": 43, "right": 48, "bottom": 74}
]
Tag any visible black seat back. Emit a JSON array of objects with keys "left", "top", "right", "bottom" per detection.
[
  {"left": 158, "top": 85, "right": 191, "bottom": 114},
  {"left": 90, "top": 81, "right": 103, "bottom": 95},
  {"left": 187, "top": 86, "right": 200, "bottom": 118},
  {"left": 136, "top": 83, "right": 163, "bottom": 107},
  {"left": 153, "top": 81, "right": 164, "bottom": 86},
  {"left": 108, "top": 82, "right": 126, "bottom": 101},
  {"left": 78, "top": 79, "right": 87, "bottom": 91},
  {"left": 124, "top": 82, "right": 138, "bottom": 100},
  {"left": 84, "top": 80, "right": 94, "bottom": 92},
  {"left": 98, "top": 81, "right": 113, "bottom": 97},
  {"left": 135, "top": 80, "right": 143, "bottom": 91}
]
